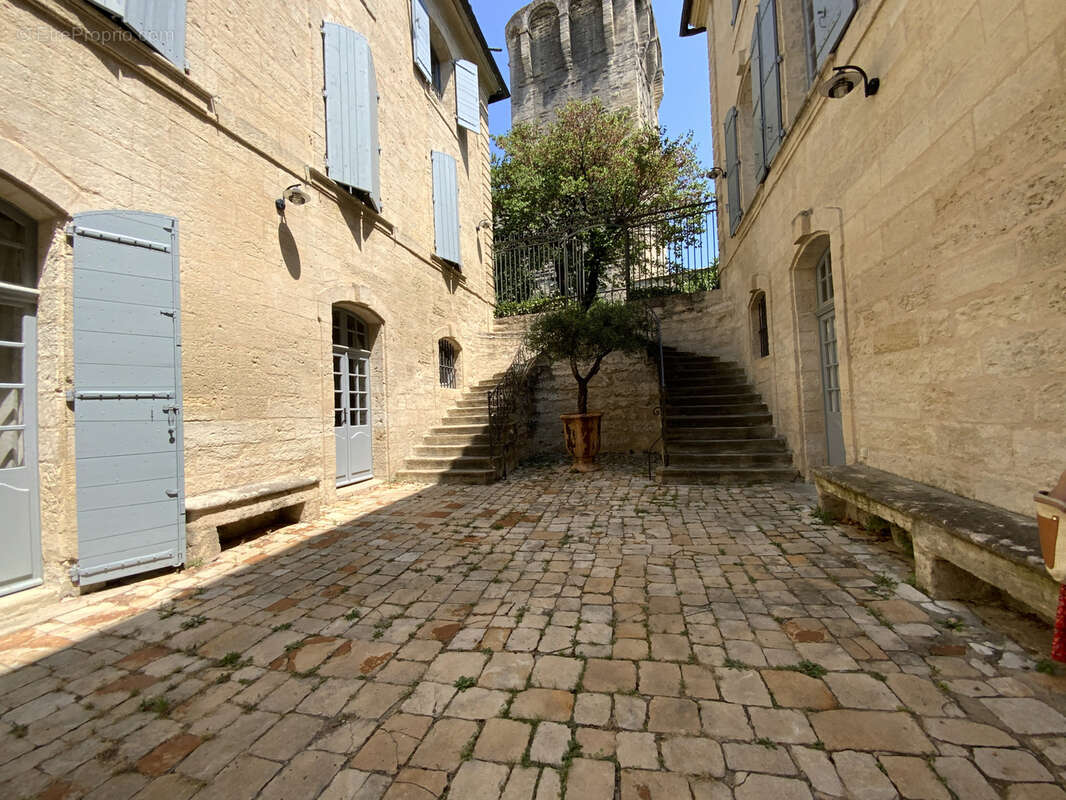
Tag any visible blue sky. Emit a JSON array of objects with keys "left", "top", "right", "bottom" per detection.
[{"left": 469, "top": 0, "right": 713, "bottom": 168}]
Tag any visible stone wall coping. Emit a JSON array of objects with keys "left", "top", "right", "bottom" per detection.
[
  {"left": 812, "top": 465, "right": 1044, "bottom": 573},
  {"left": 185, "top": 475, "right": 320, "bottom": 515}
]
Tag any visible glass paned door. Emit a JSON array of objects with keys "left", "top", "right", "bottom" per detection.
[
  {"left": 333, "top": 309, "right": 372, "bottom": 486},
  {"left": 815, "top": 249, "right": 845, "bottom": 465},
  {"left": 0, "top": 301, "right": 41, "bottom": 596}
]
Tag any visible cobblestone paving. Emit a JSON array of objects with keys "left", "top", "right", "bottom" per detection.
[{"left": 2, "top": 463, "right": 1066, "bottom": 799}]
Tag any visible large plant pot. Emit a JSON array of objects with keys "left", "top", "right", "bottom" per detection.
[{"left": 560, "top": 412, "right": 603, "bottom": 472}]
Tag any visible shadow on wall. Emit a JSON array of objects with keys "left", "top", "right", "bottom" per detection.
[{"left": 278, "top": 222, "right": 301, "bottom": 280}]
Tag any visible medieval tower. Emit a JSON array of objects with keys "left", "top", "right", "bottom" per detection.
[{"left": 506, "top": 0, "right": 664, "bottom": 129}]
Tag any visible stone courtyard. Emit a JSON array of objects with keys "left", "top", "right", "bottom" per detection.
[{"left": 2, "top": 463, "right": 1065, "bottom": 800}]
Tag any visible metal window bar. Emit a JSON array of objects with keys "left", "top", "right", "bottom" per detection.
[{"left": 439, "top": 339, "right": 457, "bottom": 388}]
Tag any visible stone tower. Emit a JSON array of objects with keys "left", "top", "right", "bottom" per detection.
[{"left": 506, "top": 0, "right": 664, "bottom": 129}]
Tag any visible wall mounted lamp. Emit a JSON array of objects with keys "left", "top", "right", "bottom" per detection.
[
  {"left": 706, "top": 167, "right": 726, "bottom": 180},
  {"left": 819, "top": 65, "right": 880, "bottom": 99},
  {"left": 276, "top": 184, "right": 311, "bottom": 213}
]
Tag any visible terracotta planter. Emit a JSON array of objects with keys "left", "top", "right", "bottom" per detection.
[
  {"left": 1037, "top": 490, "right": 1066, "bottom": 583},
  {"left": 560, "top": 412, "right": 603, "bottom": 472}
]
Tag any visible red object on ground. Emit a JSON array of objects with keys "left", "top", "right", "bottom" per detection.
[{"left": 1054, "top": 583, "right": 1066, "bottom": 663}]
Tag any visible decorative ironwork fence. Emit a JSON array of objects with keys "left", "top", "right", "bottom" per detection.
[
  {"left": 487, "top": 342, "right": 539, "bottom": 480},
  {"left": 493, "top": 202, "right": 719, "bottom": 316}
]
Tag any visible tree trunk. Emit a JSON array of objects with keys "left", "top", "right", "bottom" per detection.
[{"left": 576, "top": 376, "right": 589, "bottom": 415}]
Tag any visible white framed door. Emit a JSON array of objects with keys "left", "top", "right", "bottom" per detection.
[
  {"left": 0, "top": 201, "right": 42, "bottom": 596},
  {"left": 333, "top": 309, "right": 372, "bottom": 485},
  {"left": 815, "top": 248, "right": 845, "bottom": 465}
]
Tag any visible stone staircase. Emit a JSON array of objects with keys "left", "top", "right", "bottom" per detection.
[
  {"left": 394, "top": 374, "right": 505, "bottom": 485},
  {"left": 657, "top": 347, "right": 799, "bottom": 485}
]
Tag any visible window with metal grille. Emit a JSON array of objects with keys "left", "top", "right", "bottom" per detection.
[
  {"left": 754, "top": 293, "right": 770, "bottom": 358},
  {"left": 439, "top": 339, "right": 457, "bottom": 388}
]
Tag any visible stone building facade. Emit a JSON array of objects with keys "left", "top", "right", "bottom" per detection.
[
  {"left": 680, "top": 0, "right": 1066, "bottom": 516},
  {"left": 507, "top": 0, "right": 664, "bottom": 128},
  {"left": 0, "top": 0, "right": 508, "bottom": 598}
]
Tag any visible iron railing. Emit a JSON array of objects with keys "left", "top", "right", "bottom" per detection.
[
  {"left": 642, "top": 304, "right": 670, "bottom": 480},
  {"left": 487, "top": 343, "right": 539, "bottom": 480},
  {"left": 493, "top": 202, "right": 719, "bottom": 316}
]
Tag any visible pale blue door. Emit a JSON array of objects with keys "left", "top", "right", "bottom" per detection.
[
  {"left": 70, "top": 211, "right": 185, "bottom": 586},
  {"left": 815, "top": 248, "right": 845, "bottom": 465},
  {"left": 333, "top": 309, "right": 372, "bottom": 485},
  {"left": 0, "top": 200, "right": 42, "bottom": 596}
]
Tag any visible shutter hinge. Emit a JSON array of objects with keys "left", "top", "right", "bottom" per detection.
[{"left": 160, "top": 310, "right": 175, "bottom": 317}]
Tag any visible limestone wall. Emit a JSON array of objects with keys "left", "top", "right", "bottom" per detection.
[
  {"left": 531, "top": 354, "right": 660, "bottom": 456},
  {"left": 1, "top": 0, "right": 507, "bottom": 592},
  {"left": 690, "top": 0, "right": 1066, "bottom": 515},
  {"left": 506, "top": 0, "right": 664, "bottom": 128}
]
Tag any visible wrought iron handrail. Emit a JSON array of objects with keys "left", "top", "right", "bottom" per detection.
[
  {"left": 642, "top": 305, "right": 670, "bottom": 480},
  {"left": 487, "top": 342, "right": 538, "bottom": 480}
]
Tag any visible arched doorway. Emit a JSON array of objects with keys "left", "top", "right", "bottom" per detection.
[
  {"left": 332, "top": 306, "right": 373, "bottom": 485},
  {"left": 0, "top": 199, "right": 42, "bottom": 596}
]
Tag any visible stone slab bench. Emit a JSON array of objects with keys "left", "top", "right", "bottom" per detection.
[
  {"left": 812, "top": 465, "right": 1057, "bottom": 622},
  {"left": 185, "top": 475, "right": 321, "bottom": 563}
]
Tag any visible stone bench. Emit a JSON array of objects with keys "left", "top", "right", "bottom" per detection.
[
  {"left": 185, "top": 475, "right": 321, "bottom": 563},
  {"left": 812, "top": 465, "right": 1058, "bottom": 622}
]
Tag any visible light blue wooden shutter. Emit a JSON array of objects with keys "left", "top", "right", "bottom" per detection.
[
  {"left": 811, "top": 0, "right": 857, "bottom": 72},
  {"left": 70, "top": 211, "right": 185, "bottom": 586},
  {"left": 412, "top": 0, "right": 431, "bottom": 82},
  {"left": 323, "top": 22, "right": 382, "bottom": 212},
  {"left": 455, "top": 59, "right": 480, "bottom": 132},
  {"left": 432, "top": 151, "right": 461, "bottom": 266},
  {"left": 759, "top": 0, "right": 784, "bottom": 167},
  {"left": 88, "top": 0, "right": 127, "bottom": 16},
  {"left": 752, "top": 0, "right": 783, "bottom": 183},
  {"left": 749, "top": 19, "right": 765, "bottom": 182},
  {"left": 724, "top": 108, "right": 743, "bottom": 235},
  {"left": 87, "top": 0, "right": 185, "bottom": 68}
]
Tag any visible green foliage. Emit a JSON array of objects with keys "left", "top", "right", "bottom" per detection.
[
  {"left": 525, "top": 301, "right": 653, "bottom": 413},
  {"left": 494, "top": 295, "right": 564, "bottom": 318},
  {"left": 453, "top": 676, "right": 477, "bottom": 691},
  {"left": 492, "top": 100, "right": 709, "bottom": 244},
  {"left": 139, "top": 696, "right": 171, "bottom": 717},
  {"left": 627, "top": 261, "right": 720, "bottom": 300},
  {"left": 784, "top": 660, "right": 828, "bottom": 679}
]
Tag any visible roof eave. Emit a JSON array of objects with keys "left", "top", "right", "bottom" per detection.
[{"left": 455, "top": 0, "right": 510, "bottom": 103}]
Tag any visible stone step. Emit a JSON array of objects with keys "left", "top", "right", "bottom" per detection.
[
  {"left": 666, "top": 451, "right": 795, "bottom": 468},
  {"left": 665, "top": 412, "right": 773, "bottom": 427},
  {"left": 664, "top": 402, "right": 768, "bottom": 416},
  {"left": 657, "top": 466, "right": 800, "bottom": 485},
  {"left": 429, "top": 423, "right": 490, "bottom": 436},
  {"left": 668, "top": 437, "right": 789, "bottom": 454},
  {"left": 446, "top": 409, "right": 491, "bottom": 421},
  {"left": 403, "top": 455, "right": 492, "bottom": 471},
  {"left": 422, "top": 432, "right": 490, "bottom": 446},
  {"left": 664, "top": 424, "right": 776, "bottom": 440},
  {"left": 666, "top": 392, "right": 761, "bottom": 405},
  {"left": 454, "top": 397, "right": 490, "bottom": 408},
  {"left": 666, "top": 373, "right": 748, "bottom": 386},
  {"left": 394, "top": 468, "right": 495, "bottom": 485},
  {"left": 666, "top": 384, "right": 754, "bottom": 398},
  {"left": 414, "top": 444, "right": 492, "bottom": 458}
]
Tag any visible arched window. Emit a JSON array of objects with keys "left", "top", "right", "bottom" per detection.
[
  {"left": 752, "top": 292, "right": 769, "bottom": 358},
  {"left": 569, "top": 0, "right": 604, "bottom": 58},
  {"left": 529, "top": 5, "right": 563, "bottom": 77},
  {"left": 439, "top": 338, "right": 459, "bottom": 388}
]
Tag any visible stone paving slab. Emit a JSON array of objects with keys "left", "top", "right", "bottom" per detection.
[{"left": 1, "top": 463, "right": 1065, "bottom": 799}]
